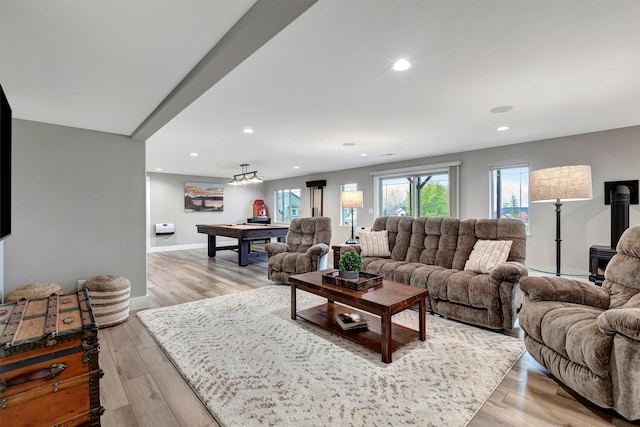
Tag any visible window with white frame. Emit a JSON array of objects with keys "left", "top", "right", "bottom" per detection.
[
  {"left": 340, "top": 183, "right": 358, "bottom": 226},
  {"left": 490, "top": 165, "right": 530, "bottom": 234},
  {"left": 274, "top": 188, "right": 301, "bottom": 223},
  {"left": 372, "top": 162, "right": 460, "bottom": 218}
]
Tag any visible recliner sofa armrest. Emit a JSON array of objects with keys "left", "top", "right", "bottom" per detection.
[
  {"left": 490, "top": 261, "right": 528, "bottom": 284},
  {"left": 265, "top": 242, "right": 289, "bottom": 257},
  {"left": 597, "top": 308, "right": 640, "bottom": 342},
  {"left": 307, "top": 243, "right": 330, "bottom": 258},
  {"left": 519, "top": 276, "right": 610, "bottom": 308}
]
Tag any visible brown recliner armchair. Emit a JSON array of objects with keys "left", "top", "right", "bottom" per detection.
[
  {"left": 265, "top": 217, "right": 332, "bottom": 284},
  {"left": 519, "top": 225, "right": 640, "bottom": 421}
]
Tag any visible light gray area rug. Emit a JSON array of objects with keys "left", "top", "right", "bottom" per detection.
[{"left": 137, "top": 285, "right": 525, "bottom": 427}]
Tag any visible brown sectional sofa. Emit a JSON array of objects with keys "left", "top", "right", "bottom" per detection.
[{"left": 341, "top": 216, "right": 528, "bottom": 330}]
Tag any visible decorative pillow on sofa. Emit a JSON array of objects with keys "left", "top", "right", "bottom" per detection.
[
  {"left": 360, "top": 230, "right": 391, "bottom": 257},
  {"left": 464, "top": 239, "right": 513, "bottom": 273}
]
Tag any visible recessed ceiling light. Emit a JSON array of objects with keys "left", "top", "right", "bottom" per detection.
[
  {"left": 242, "top": 128, "right": 254, "bottom": 134},
  {"left": 490, "top": 105, "right": 514, "bottom": 114},
  {"left": 342, "top": 142, "right": 356, "bottom": 147},
  {"left": 360, "top": 153, "right": 367, "bottom": 157},
  {"left": 293, "top": 166, "right": 300, "bottom": 169},
  {"left": 392, "top": 59, "right": 411, "bottom": 71},
  {"left": 496, "top": 126, "right": 510, "bottom": 132},
  {"left": 155, "top": 168, "right": 162, "bottom": 171},
  {"left": 190, "top": 152, "right": 198, "bottom": 157}
]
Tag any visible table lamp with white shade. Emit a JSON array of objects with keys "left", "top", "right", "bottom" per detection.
[{"left": 341, "top": 191, "right": 363, "bottom": 244}]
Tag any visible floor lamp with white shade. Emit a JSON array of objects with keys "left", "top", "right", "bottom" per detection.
[{"left": 529, "top": 165, "right": 593, "bottom": 276}]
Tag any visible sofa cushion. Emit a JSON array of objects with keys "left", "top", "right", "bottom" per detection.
[
  {"left": 464, "top": 239, "right": 513, "bottom": 273},
  {"left": 390, "top": 217, "right": 414, "bottom": 261},
  {"left": 285, "top": 217, "right": 332, "bottom": 253},
  {"left": 426, "top": 269, "right": 501, "bottom": 310},
  {"left": 360, "top": 230, "right": 391, "bottom": 257},
  {"left": 363, "top": 258, "right": 406, "bottom": 280},
  {"left": 520, "top": 301, "right": 612, "bottom": 377},
  {"left": 524, "top": 335, "right": 613, "bottom": 408},
  {"left": 268, "top": 252, "right": 312, "bottom": 274},
  {"left": 388, "top": 262, "right": 441, "bottom": 286},
  {"left": 407, "top": 264, "right": 446, "bottom": 289},
  {"left": 371, "top": 216, "right": 414, "bottom": 261},
  {"left": 406, "top": 217, "right": 460, "bottom": 269}
]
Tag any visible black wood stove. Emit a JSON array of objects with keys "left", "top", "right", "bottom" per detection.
[{"left": 589, "top": 180, "right": 638, "bottom": 284}]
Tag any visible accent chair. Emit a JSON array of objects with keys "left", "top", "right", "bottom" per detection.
[
  {"left": 519, "top": 225, "right": 640, "bottom": 421},
  {"left": 265, "top": 217, "right": 332, "bottom": 284}
]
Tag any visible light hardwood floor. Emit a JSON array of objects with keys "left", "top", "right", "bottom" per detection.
[{"left": 99, "top": 248, "right": 639, "bottom": 427}]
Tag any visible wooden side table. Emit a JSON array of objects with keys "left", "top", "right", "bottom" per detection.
[{"left": 331, "top": 244, "right": 359, "bottom": 269}]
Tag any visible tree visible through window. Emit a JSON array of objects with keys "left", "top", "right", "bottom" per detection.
[
  {"left": 418, "top": 174, "right": 449, "bottom": 217},
  {"left": 380, "top": 173, "right": 449, "bottom": 217},
  {"left": 374, "top": 162, "right": 459, "bottom": 219},
  {"left": 490, "top": 165, "right": 529, "bottom": 234},
  {"left": 381, "top": 177, "right": 410, "bottom": 216}
]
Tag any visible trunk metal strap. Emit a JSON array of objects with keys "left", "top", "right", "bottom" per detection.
[
  {"left": 45, "top": 295, "right": 60, "bottom": 340},
  {"left": 0, "top": 300, "right": 27, "bottom": 349}
]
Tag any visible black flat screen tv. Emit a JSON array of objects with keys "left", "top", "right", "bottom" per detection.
[{"left": 0, "top": 83, "right": 12, "bottom": 240}]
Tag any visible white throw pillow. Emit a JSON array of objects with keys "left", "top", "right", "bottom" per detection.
[
  {"left": 464, "top": 239, "right": 513, "bottom": 273},
  {"left": 359, "top": 230, "right": 391, "bottom": 257}
]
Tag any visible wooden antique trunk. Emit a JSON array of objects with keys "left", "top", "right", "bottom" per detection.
[{"left": 0, "top": 290, "right": 103, "bottom": 426}]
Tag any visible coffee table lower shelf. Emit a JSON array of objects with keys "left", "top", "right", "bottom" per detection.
[{"left": 296, "top": 302, "right": 419, "bottom": 356}]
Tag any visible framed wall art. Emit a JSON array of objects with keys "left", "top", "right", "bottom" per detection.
[{"left": 184, "top": 182, "right": 223, "bottom": 212}]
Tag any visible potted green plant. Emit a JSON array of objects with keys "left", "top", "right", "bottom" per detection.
[{"left": 339, "top": 250, "right": 363, "bottom": 281}]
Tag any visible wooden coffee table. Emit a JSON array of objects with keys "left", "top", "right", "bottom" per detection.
[{"left": 289, "top": 269, "right": 428, "bottom": 363}]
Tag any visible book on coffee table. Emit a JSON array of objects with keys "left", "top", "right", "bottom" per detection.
[{"left": 336, "top": 312, "right": 369, "bottom": 330}]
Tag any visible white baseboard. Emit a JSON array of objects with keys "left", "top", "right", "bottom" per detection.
[
  {"left": 148, "top": 243, "right": 207, "bottom": 253},
  {"left": 130, "top": 295, "right": 151, "bottom": 311}
]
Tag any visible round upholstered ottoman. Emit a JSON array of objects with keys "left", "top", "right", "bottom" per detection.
[
  {"left": 5, "top": 282, "right": 63, "bottom": 302},
  {"left": 82, "top": 275, "right": 131, "bottom": 327}
]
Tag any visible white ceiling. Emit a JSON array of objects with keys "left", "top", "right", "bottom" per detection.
[{"left": 2, "top": 0, "right": 639, "bottom": 181}]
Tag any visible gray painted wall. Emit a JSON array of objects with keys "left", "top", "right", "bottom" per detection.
[
  {"left": 4, "top": 119, "right": 147, "bottom": 299},
  {"left": 147, "top": 172, "right": 266, "bottom": 248},
  {"left": 264, "top": 126, "right": 640, "bottom": 271},
  {"left": 0, "top": 241, "right": 4, "bottom": 301}
]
